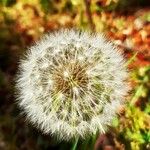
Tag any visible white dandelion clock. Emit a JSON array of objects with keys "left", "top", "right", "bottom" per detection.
[{"left": 16, "top": 29, "right": 129, "bottom": 141}]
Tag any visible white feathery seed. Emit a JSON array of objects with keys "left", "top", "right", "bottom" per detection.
[{"left": 16, "top": 29, "right": 130, "bottom": 141}]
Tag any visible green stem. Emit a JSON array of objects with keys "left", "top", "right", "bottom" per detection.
[
  {"left": 91, "top": 133, "right": 98, "bottom": 150},
  {"left": 71, "top": 137, "right": 79, "bottom": 150},
  {"left": 125, "top": 52, "right": 138, "bottom": 67}
]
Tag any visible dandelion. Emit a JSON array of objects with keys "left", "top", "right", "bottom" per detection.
[{"left": 16, "top": 29, "right": 129, "bottom": 141}]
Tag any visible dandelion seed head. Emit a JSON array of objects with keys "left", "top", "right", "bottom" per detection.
[{"left": 16, "top": 29, "right": 130, "bottom": 141}]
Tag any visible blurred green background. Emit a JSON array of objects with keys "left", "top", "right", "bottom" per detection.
[{"left": 0, "top": 0, "right": 150, "bottom": 150}]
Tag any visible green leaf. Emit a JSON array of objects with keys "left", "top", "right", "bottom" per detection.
[
  {"left": 125, "top": 52, "right": 138, "bottom": 67},
  {"left": 130, "top": 84, "right": 144, "bottom": 105},
  {"left": 40, "top": 0, "right": 53, "bottom": 12},
  {"left": 0, "top": 0, "right": 7, "bottom": 6},
  {"left": 144, "top": 104, "right": 150, "bottom": 114},
  {"left": 0, "top": 0, "right": 16, "bottom": 6},
  {"left": 112, "top": 117, "right": 119, "bottom": 127},
  {"left": 71, "top": 0, "right": 81, "bottom": 6}
]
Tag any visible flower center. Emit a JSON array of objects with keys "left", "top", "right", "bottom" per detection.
[{"left": 52, "top": 61, "right": 89, "bottom": 98}]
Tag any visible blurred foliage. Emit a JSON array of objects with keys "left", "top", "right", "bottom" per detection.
[
  {"left": 112, "top": 66, "right": 150, "bottom": 150},
  {"left": 0, "top": 0, "right": 16, "bottom": 6},
  {"left": 0, "top": 0, "right": 150, "bottom": 150},
  {"left": 118, "top": 105, "right": 150, "bottom": 150}
]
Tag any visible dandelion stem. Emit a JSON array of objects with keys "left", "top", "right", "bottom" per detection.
[
  {"left": 91, "top": 133, "right": 98, "bottom": 150},
  {"left": 71, "top": 137, "right": 79, "bottom": 150}
]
